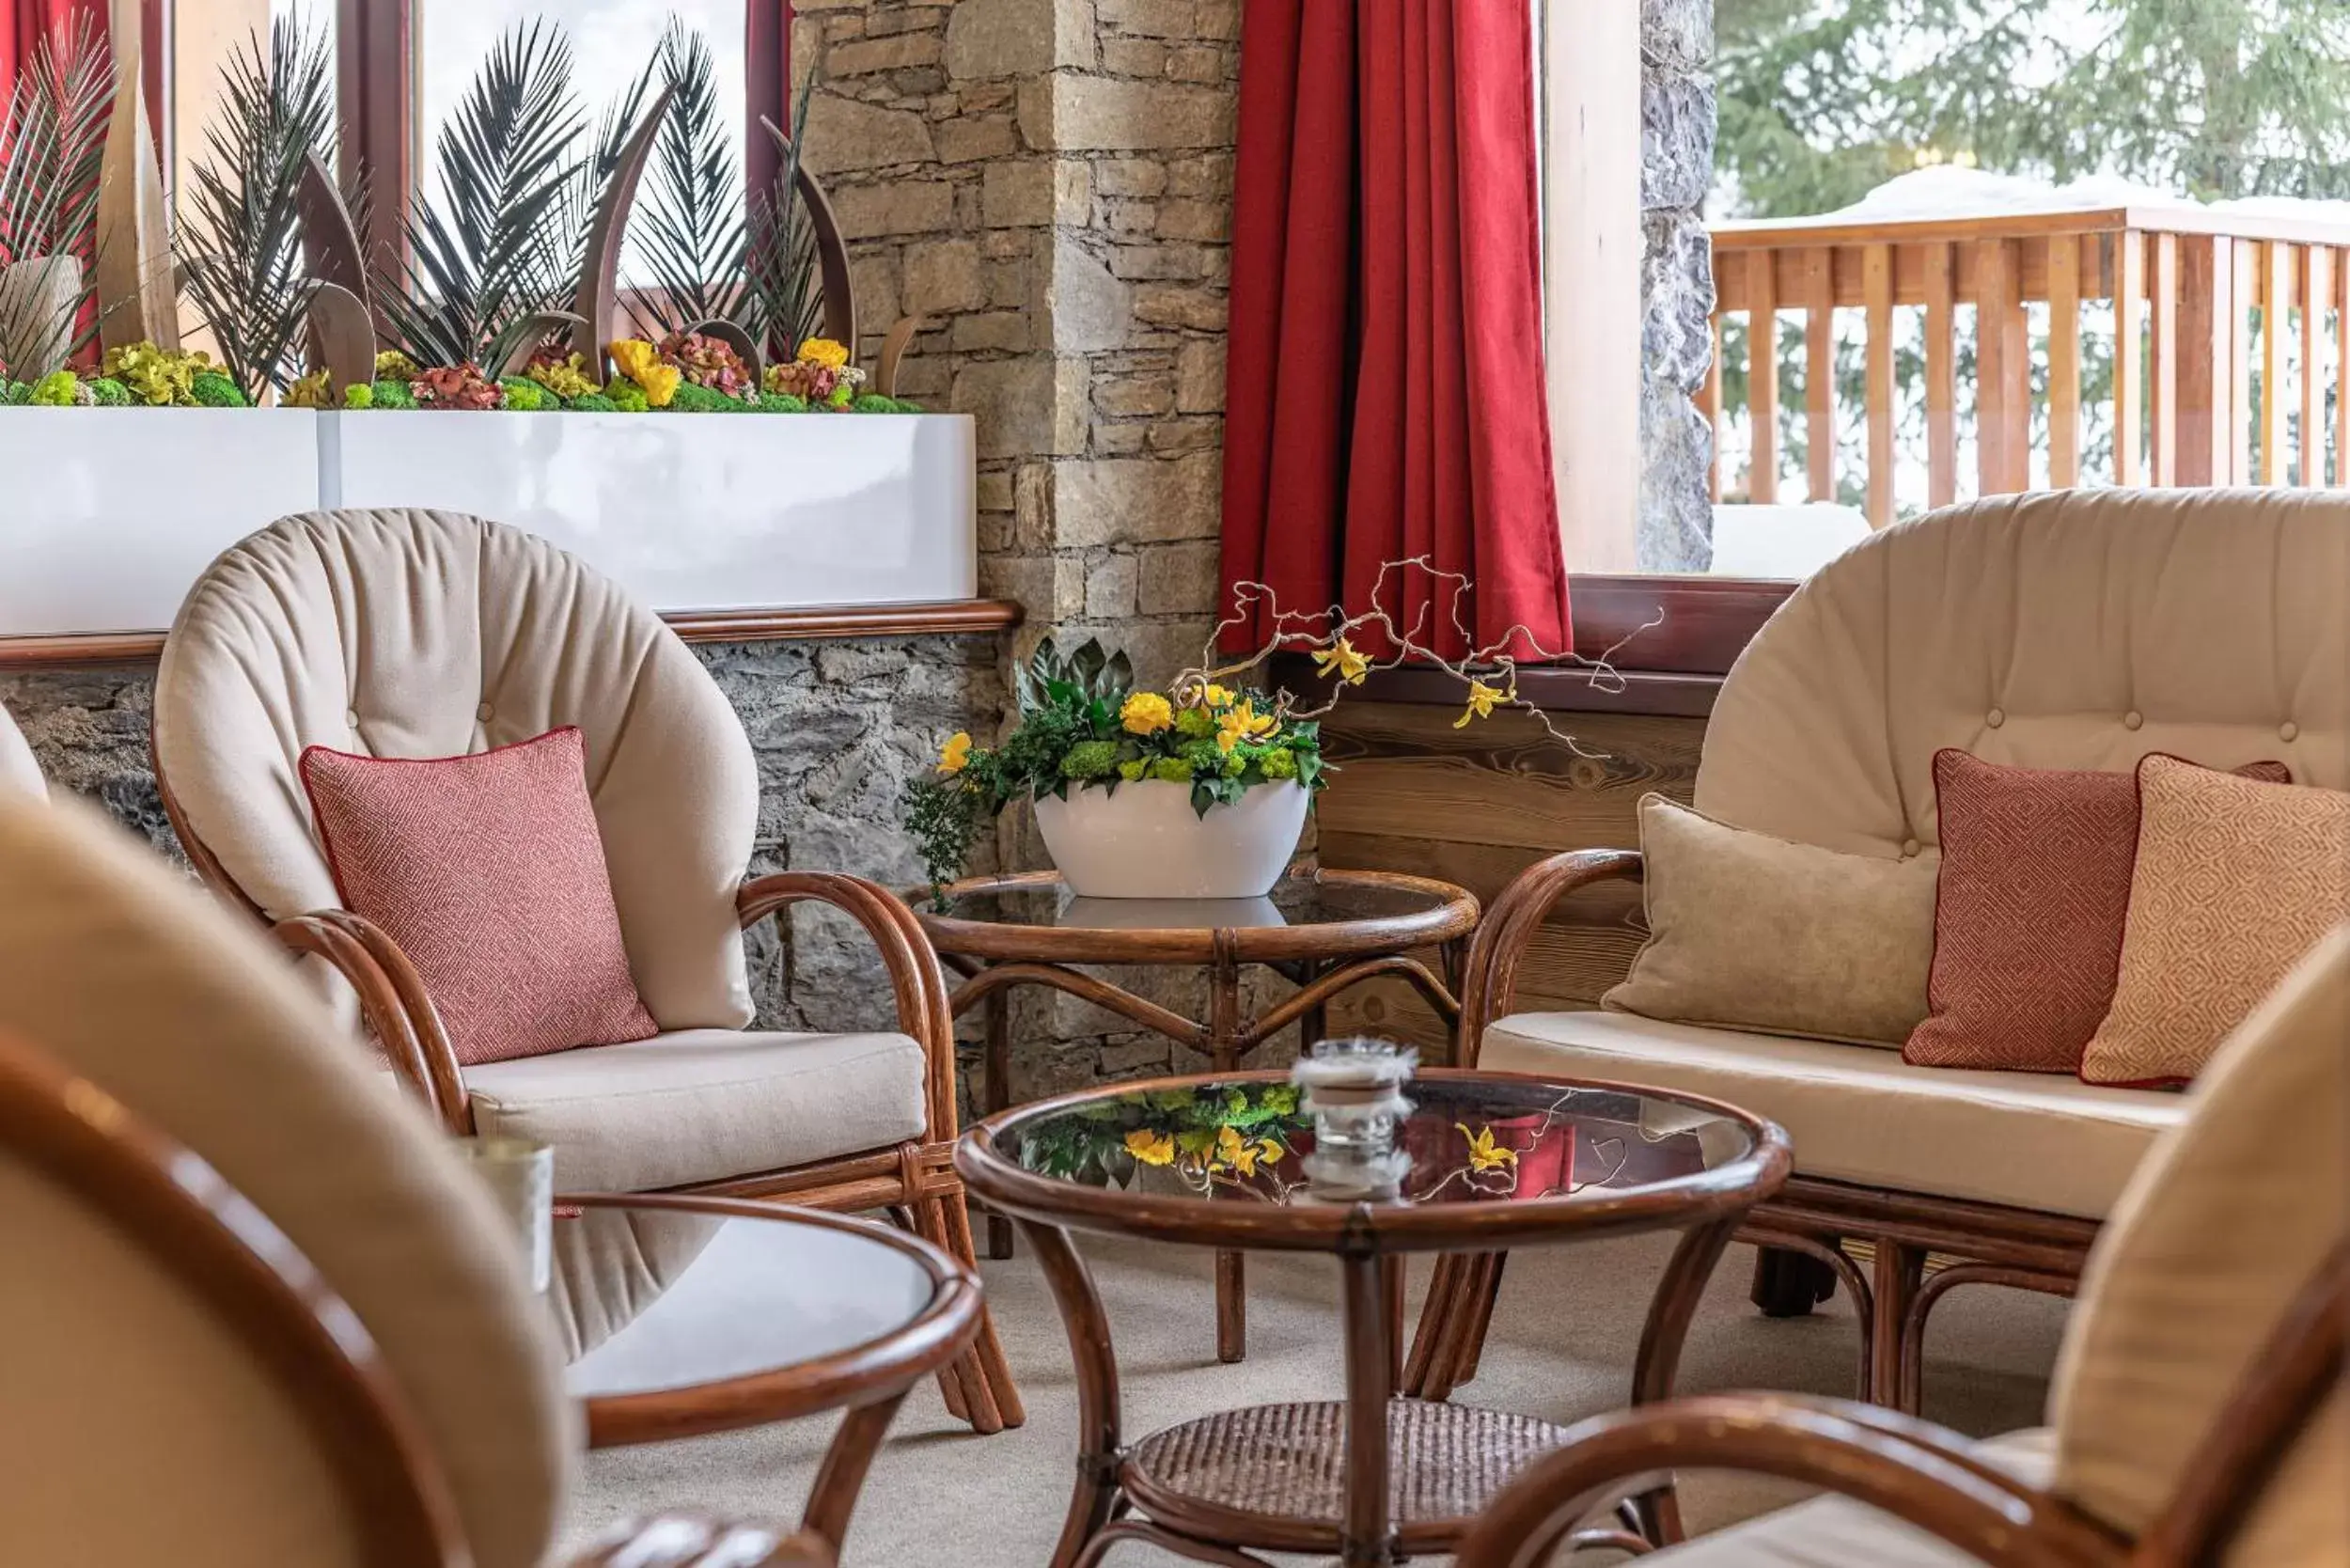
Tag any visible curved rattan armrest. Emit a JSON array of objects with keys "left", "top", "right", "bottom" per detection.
[
  {"left": 738, "top": 872, "right": 958, "bottom": 1142},
  {"left": 270, "top": 910, "right": 470, "bottom": 1134},
  {"left": 570, "top": 1515, "right": 830, "bottom": 1566},
  {"left": 1451, "top": 1394, "right": 2126, "bottom": 1568},
  {"left": 1455, "top": 848, "right": 1643, "bottom": 1066}
]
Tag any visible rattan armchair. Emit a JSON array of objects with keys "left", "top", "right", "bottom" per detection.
[
  {"left": 1455, "top": 926, "right": 2350, "bottom": 1566},
  {"left": 149, "top": 508, "right": 1019, "bottom": 1434}
]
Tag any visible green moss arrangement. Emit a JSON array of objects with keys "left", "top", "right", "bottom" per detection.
[
  {"left": 0, "top": 382, "right": 27, "bottom": 406},
  {"left": 605, "top": 381, "right": 650, "bottom": 414},
  {"left": 666, "top": 381, "right": 751, "bottom": 414},
  {"left": 498, "top": 377, "right": 549, "bottom": 412},
  {"left": 368, "top": 378, "right": 418, "bottom": 410},
  {"left": 342, "top": 383, "right": 374, "bottom": 409},
  {"left": 566, "top": 391, "right": 619, "bottom": 412},
  {"left": 850, "top": 393, "right": 905, "bottom": 414},
  {"left": 87, "top": 378, "right": 131, "bottom": 407},
  {"left": 757, "top": 392, "right": 808, "bottom": 414},
  {"left": 30, "top": 370, "right": 81, "bottom": 406},
  {"left": 190, "top": 371, "right": 248, "bottom": 407}
]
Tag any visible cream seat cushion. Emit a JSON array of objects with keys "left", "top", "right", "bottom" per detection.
[
  {"left": 153, "top": 509, "right": 761, "bottom": 1031},
  {"left": 467, "top": 1027, "right": 930, "bottom": 1192},
  {"left": 1481, "top": 1011, "right": 2183, "bottom": 1217},
  {"left": 1640, "top": 1428, "right": 2055, "bottom": 1564},
  {"left": 0, "top": 797, "right": 569, "bottom": 1568}
]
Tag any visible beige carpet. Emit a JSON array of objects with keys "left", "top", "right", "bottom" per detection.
[{"left": 570, "top": 1232, "right": 2067, "bottom": 1565}]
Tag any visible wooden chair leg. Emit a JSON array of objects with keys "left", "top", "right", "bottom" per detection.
[
  {"left": 1402, "top": 1252, "right": 1466, "bottom": 1397},
  {"left": 1871, "top": 1241, "right": 1926, "bottom": 1413},
  {"left": 908, "top": 1195, "right": 994, "bottom": 1431},
  {"left": 1750, "top": 1245, "right": 1839, "bottom": 1318},
  {"left": 1456, "top": 1250, "right": 1509, "bottom": 1386},
  {"left": 934, "top": 1183, "right": 1027, "bottom": 1430}
]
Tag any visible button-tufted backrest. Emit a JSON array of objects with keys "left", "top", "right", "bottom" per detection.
[
  {"left": 153, "top": 510, "right": 760, "bottom": 1031},
  {"left": 1697, "top": 490, "right": 2350, "bottom": 855},
  {"left": 0, "top": 698, "right": 45, "bottom": 799},
  {"left": 2047, "top": 923, "right": 2347, "bottom": 1561},
  {"left": 0, "top": 794, "right": 573, "bottom": 1567}
]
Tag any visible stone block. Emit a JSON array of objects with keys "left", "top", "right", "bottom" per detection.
[
  {"left": 800, "top": 93, "right": 937, "bottom": 175},
  {"left": 1046, "top": 235, "right": 1132, "bottom": 353},
  {"left": 1132, "top": 282, "right": 1226, "bottom": 332},
  {"left": 1021, "top": 75, "right": 1234, "bottom": 152},
  {"left": 904, "top": 239, "right": 989, "bottom": 313},
  {"left": 1643, "top": 0, "right": 1713, "bottom": 72},
  {"left": 945, "top": 0, "right": 1054, "bottom": 78},
  {"left": 1094, "top": 157, "right": 1168, "bottom": 198},
  {"left": 981, "top": 160, "right": 1057, "bottom": 227},
  {"left": 954, "top": 310, "right": 1033, "bottom": 353},
  {"left": 826, "top": 32, "right": 943, "bottom": 75},
  {"left": 934, "top": 112, "right": 1025, "bottom": 165},
  {"left": 1641, "top": 74, "right": 1716, "bottom": 214},
  {"left": 1100, "top": 0, "right": 1197, "bottom": 39},
  {"left": 1084, "top": 551, "right": 1138, "bottom": 618},
  {"left": 1136, "top": 539, "right": 1221, "bottom": 616},
  {"left": 826, "top": 179, "right": 955, "bottom": 239},
  {"left": 1167, "top": 45, "right": 1225, "bottom": 83},
  {"left": 955, "top": 355, "right": 1083, "bottom": 460},
  {"left": 1093, "top": 374, "right": 1175, "bottom": 417},
  {"left": 1152, "top": 197, "right": 1228, "bottom": 243},
  {"left": 1174, "top": 337, "right": 1226, "bottom": 413},
  {"left": 1051, "top": 450, "right": 1222, "bottom": 547}
]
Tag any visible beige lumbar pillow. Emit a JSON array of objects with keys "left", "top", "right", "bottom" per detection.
[
  {"left": 1604, "top": 793, "right": 1939, "bottom": 1047},
  {"left": 2081, "top": 755, "right": 2350, "bottom": 1088}
]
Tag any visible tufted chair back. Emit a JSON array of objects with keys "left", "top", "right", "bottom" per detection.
[
  {"left": 0, "top": 793, "right": 572, "bottom": 1567},
  {"left": 0, "top": 697, "right": 45, "bottom": 799},
  {"left": 2046, "top": 922, "right": 2347, "bottom": 1561},
  {"left": 1698, "top": 489, "right": 2350, "bottom": 856},
  {"left": 153, "top": 509, "right": 761, "bottom": 1031}
]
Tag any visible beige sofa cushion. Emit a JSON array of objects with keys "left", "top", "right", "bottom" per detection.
[
  {"left": 0, "top": 797, "right": 570, "bottom": 1568},
  {"left": 467, "top": 1027, "right": 931, "bottom": 1192},
  {"left": 2051, "top": 925, "right": 2350, "bottom": 1561},
  {"left": 153, "top": 509, "right": 761, "bottom": 1033},
  {"left": 1639, "top": 1428, "right": 2054, "bottom": 1564},
  {"left": 1604, "top": 794, "right": 1937, "bottom": 1047},
  {"left": 1698, "top": 490, "right": 2350, "bottom": 858},
  {"left": 1481, "top": 1011, "right": 2182, "bottom": 1217},
  {"left": 2082, "top": 756, "right": 2350, "bottom": 1087}
]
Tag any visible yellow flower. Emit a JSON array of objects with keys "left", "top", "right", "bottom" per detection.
[
  {"left": 1201, "top": 682, "right": 1234, "bottom": 708},
  {"left": 938, "top": 731, "right": 973, "bottom": 774},
  {"left": 1125, "top": 1129, "right": 1176, "bottom": 1167},
  {"left": 1312, "top": 637, "right": 1371, "bottom": 685},
  {"left": 1459, "top": 1123, "right": 1518, "bottom": 1174},
  {"left": 1454, "top": 678, "right": 1509, "bottom": 729},
  {"left": 1121, "top": 691, "right": 1175, "bottom": 735},
  {"left": 608, "top": 338, "right": 681, "bottom": 407},
  {"left": 1216, "top": 700, "right": 1278, "bottom": 754},
  {"left": 1214, "top": 1124, "right": 1284, "bottom": 1177},
  {"left": 798, "top": 337, "right": 851, "bottom": 371}
]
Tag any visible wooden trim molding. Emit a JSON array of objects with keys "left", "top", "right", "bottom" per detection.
[{"left": 0, "top": 599, "right": 1023, "bottom": 670}]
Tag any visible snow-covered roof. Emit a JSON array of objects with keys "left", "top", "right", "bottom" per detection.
[{"left": 1818, "top": 166, "right": 2350, "bottom": 227}]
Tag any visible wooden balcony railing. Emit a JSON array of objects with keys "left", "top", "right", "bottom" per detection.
[{"left": 1703, "top": 204, "right": 2350, "bottom": 526}]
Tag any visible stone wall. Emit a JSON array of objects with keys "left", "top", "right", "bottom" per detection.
[{"left": 1637, "top": 0, "right": 1719, "bottom": 572}]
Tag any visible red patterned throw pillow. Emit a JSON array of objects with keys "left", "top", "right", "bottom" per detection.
[
  {"left": 1904, "top": 750, "right": 2290, "bottom": 1073},
  {"left": 301, "top": 727, "right": 658, "bottom": 1066}
]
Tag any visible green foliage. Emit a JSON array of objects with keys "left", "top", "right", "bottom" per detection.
[
  {"left": 744, "top": 86, "right": 825, "bottom": 359},
  {"left": 851, "top": 393, "right": 904, "bottom": 414},
  {"left": 86, "top": 376, "right": 127, "bottom": 406},
  {"left": 189, "top": 371, "right": 247, "bottom": 407},
  {"left": 666, "top": 379, "right": 748, "bottom": 413},
  {"left": 0, "top": 380, "right": 25, "bottom": 404},
  {"left": 173, "top": 15, "right": 337, "bottom": 401},
  {"left": 0, "top": 14, "right": 109, "bottom": 375},
  {"left": 757, "top": 391, "right": 808, "bottom": 413},
  {"left": 29, "top": 368, "right": 75, "bottom": 404},
  {"left": 497, "top": 376, "right": 547, "bottom": 411},
  {"left": 565, "top": 390, "right": 619, "bottom": 412},
  {"left": 367, "top": 378, "right": 416, "bottom": 410},
  {"left": 605, "top": 381, "right": 650, "bottom": 413},
  {"left": 1148, "top": 757, "right": 1196, "bottom": 783},
  {"left": 341, "top": 381, "right": 374, "bottom": 409},
  {"left": 1059, "top": 740, "right": 1121, "bottom": 781},
  {"left": 626, "top": 21, "right": 748, "bottom": 340},
  {"left": 1013, "top": 1084, "right": 1308, "bottom": 1188}
]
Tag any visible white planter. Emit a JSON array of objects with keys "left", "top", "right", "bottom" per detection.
[
  {"left": 1034, "top": 780, "right": 1309, "bottom": 900},
  {"left": 0, "top": 409, "right": 978, "bottom": 637},
  {"left": 328, "top": 410, "right": 977, "bottom": 609},
  {"left": 0, "top": 409, "right": 319, "bottom": 636}
]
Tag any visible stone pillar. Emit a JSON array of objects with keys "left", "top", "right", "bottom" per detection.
[{"left": 1637, "top": 0, "right": 1719, "bottom": 572}]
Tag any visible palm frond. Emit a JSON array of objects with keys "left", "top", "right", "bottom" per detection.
[
  {"left": 377, "top": 20, "right": 585, "bottom": 367},
  {"left": 744, "top": 86, "right": 823, "bottom": 358},
  {"left": 625, "top": 19, "right": 746, "bottom": 340},
  {"left": 0, "top": 12, "right": 112, "bottom": 269},
  {"left": 173, "top": 15, "right": 337, "bottom": 400}
]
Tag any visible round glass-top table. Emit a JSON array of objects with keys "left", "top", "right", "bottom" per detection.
[
  {"left": 956, "top": 1070, "right": 1791, "bottom": 1567},
  {"left": 553, "top": 1194, "right": 982, "bottom": 1554},
  {"left": 910, "top": 867, "right": 1480, "bottom": 1362}
]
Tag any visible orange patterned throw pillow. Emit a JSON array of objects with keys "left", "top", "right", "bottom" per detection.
[
  {"left": 2081, "top": 755, "right": 2350, "bottom": 1088},
  {"left": 301, "top": 727, "right": 659, "bottom": 1066},
  {"left": 1905, "top": 751, "right": 2291, "bottom": 1073}
]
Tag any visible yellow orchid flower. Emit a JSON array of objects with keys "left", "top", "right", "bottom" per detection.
[
  {"left": 1214, "top": 1124, "right": 1284, "bottom": 1177},
  {"left": 1121, "top": 691, "right": 1175, "bottom": 735},
  {"left": 1216, "top": 700, "right": 1279, "bottom": 754},
  {"left": 1125, "top": 1128, "right": 1176, "bottom": 1167},
  {"left": 1459, "top": 1122, "right": 1518, "bottom": 1173},
  {"left": 1312, "top": 636, "right": 1371, "bottom": 685},
  {"left": 938, "top": 731, "right": 973, "bottom": 774},
  {"left": 1454, "top": 678, "right": 1509, "bottom": 729}
]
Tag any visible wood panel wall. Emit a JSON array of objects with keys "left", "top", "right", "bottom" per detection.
[{"left": 1313, "top": 699, "right": 1705, "bottom": 1057}]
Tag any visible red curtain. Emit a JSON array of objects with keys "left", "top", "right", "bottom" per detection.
[
  {"left": 0, "top": 0, "right": 103, "bottom": 97},
  {"left": 1219, "top": 0, "right": 1569, "bottom": 662}
]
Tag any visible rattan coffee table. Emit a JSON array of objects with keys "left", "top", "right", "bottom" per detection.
[
  {"left": 912, "top": 864, "right": 1480, "bottom": 1362},
  {"left": 956, "top": 1069, "right": 1791, "bottom": 1568}
]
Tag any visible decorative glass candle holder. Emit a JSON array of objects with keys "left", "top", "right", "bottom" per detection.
[
  {"left": 453, "top": 1135, "right": 554, "bottom": 1293},
  {"left": 1291, "top": 1037, "right": 1417, "bottom": 1200}
]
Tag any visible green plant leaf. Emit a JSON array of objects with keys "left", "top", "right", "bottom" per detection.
[
  {"left": 624, "top": 20, "right": 745, "bottom": 340},
  {"left": 0, "top": 12, "right": 110, "bottom": 370}
]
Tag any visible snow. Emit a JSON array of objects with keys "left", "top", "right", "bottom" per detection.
[
  {"left": 1710, "top": 504, "right": 1872, "bottom": 580},
  {"left": 1812, "top": 166, "right": 2350, "bottom": 228}
]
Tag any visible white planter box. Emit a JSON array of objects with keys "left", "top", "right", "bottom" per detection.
[
  {"left": 0, "top": 409, "right": 978, "bottom": 637},
  {"left": 1035, "top": 780, "right": 1311, "bottom": 899},
  {"left": 0, "top": 409, "right": 321, "bottom": 637}
]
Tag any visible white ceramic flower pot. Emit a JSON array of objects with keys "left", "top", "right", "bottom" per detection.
[{"left": 1033, "top": 780, "right": 1309, "bottom": 899}]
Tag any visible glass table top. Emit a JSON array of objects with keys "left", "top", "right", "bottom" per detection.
[
  {"left": 924, "top": 871, "right": 1465, "bottom": 934},
  {"left": 990, "top": 1074, "right": 1760, "bottom": 1211},
  {"left": 556, "top": 1203, "right": 938, "bottom": 1400}
]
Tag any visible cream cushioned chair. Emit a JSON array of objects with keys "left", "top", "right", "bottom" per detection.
[
  {"left": 150, "top": 508, "right": 1019, "bottom": 1434},
  {"left": 1419, "top": 489, "right": 2350, "bottom": 1411},
  {"left": 0, "top": 695, "right": 46, "bottom": 797},
  {"left": 1456, "top": 925, "right": 2349, "bottom": 1567}
]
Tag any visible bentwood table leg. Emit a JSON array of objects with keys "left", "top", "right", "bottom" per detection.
[
  {"left": 1340, "top": 1252, "right": 1399, "bottom": 1568},
  {"left": 1626, "top": 1215, "right": 1743, "bottom": 1548},
  {"left": 1021, "top": 1218, "right": 1124, "bottom": 1568},
  {"left": 983, "top": 986, "right": 1013, "bottom": 1260},
  {"left": 1209, "top": 938, "right": 1247, "bottom": 1363},
  {"left": 800, "top": 1388, "right": 911, "bottom": 1556}
]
